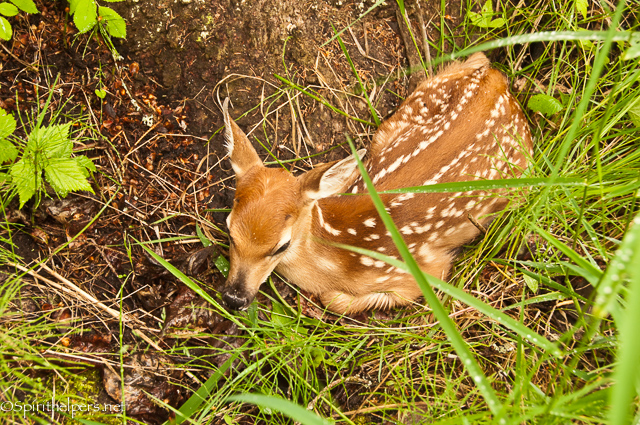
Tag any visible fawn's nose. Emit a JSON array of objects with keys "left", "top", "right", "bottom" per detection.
[{"left": 222, "top": 291, "right": 249, "bottom": 310}]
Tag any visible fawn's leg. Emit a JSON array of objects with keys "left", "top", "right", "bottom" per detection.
[{"left": 320, "top": 283, "right": 425, "bottom": 314}]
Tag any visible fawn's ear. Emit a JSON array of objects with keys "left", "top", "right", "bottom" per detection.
[
  {"left": 300, "top": 149, "right": 366, "bottom": 201},
  {"left": 223, "top": 98, "right": 262, "bottom": 178}
]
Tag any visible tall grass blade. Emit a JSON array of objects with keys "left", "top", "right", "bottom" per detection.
[
  {"left": 345, "top": 134, "right": 506, "bottom": 417},
  {"left": 533, "top": 225, "right": 602, "bottom": 284},
  {"left": 378, "top": 177, "right": 585, "bottom": 194},
  {"left": 608, "top": 213, "right": 640, "bottom": 425},
  {"left": 173, "top": 352, "right": 243, "bottom": 424},
  {"left": 330, "top": 241, "right": 562, "bottom": 357},
  {"left": 227, "top": 393, "right": 332, "bottom": 425}
]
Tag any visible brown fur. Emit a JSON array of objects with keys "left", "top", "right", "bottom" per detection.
[{"left": 221, "top": 53, "right": 533, "bottom": 314}]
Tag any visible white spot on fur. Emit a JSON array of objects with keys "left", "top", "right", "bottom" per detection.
[
  {"left": 364, "top": 218, "right": 376, "bottom": 228},
  {"left": 316, "top": 205, "right": 342, "bottom": 236},
  {"left": 415, "top": 223, "right": 432, "bottom": 234},
  {"left": 400, "top": 226, "right": 413, "bottom": 235},
  {"left": 360, "top": 256, "right": 374, "bottom": 266},
  {"left": 418, "top": 244, "right": 437, "bottom": 262}
]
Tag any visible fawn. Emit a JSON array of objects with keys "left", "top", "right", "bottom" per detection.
[{"left": 220, "top": 53, "right": 532, "bottom": 314}]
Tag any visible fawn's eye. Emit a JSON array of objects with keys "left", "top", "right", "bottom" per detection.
[{"left": 272, "top": 241, "right": 290, "bottom": 256}]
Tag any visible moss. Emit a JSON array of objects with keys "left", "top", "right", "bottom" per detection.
[{"left": 44, "top": 369, "right": 121, "bottom": 424}]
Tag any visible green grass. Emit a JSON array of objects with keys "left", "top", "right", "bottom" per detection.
[
  {"left": 205, "top": 0, "right": 640, "bottom": 423},
  {"left": 2, "top": 0, "right": 640, "bottom": 424}
]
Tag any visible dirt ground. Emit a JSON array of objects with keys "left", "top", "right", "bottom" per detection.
[{"left": 0, "top": 0, "right": 489, "bottom": 422}]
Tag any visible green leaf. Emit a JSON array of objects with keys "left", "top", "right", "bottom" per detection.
[
  {"left": 488, "top": 17, "right": 506, "bottom": 28},
  {"left": 623, "top": 42, "right": 640, "bottom": 60},
  {"left": 523, "top": 274, "right": 539, "bottom": 293},
  {"left": 44, "top": 157, "right": 94, "bottom": 197},
  {"left": 271, "top": 301, "right": 294, "bottom": 327},
  {"left": 75, "top": 155, "right": 96, "bottom": 176},
  {"left": 226, "top": 394, "right": 332, "bottom": 425},
  {"left": 0, "top": 138, "right": 18, "bottom": 163},
  {"left": 528, "top": 93, "right": 564, "bottom": 116},
  {"left": 622, "top": 34, "right": 640, "bottom": 60},
  {"left": 28, "top": 123, "right": 72, "bottom": 159},
  {"left": 308, "top": 347, "right": 326, "bottom": 368},
  {"left": 468, "top": 10, "right": 489, "bottom": 27},
  {"left": 629, "top": 99, "right": 640, "bottom": 127},
  {"left": 214, "top": 255, "right": 229, "bottom": 278},
  {"left": 0, "top": 2, "right": 19, "bottom": 16},
  {"left": 0, "top": 15, "right": 11, "bottom": 40},
  {"left": 197, "top": 230, "right": 213, "bottom": 248},
  {"left": 8, "top": 0, "right": 37, "bottom": 14},
  {"left": 98, "top": 6, "right": 126, "bottom": 38},
  {"left": 68, "top": 0, "right": 80, "bottom": 14},
  {"left": 42, "top": 123, "right": 72, "bottom": 158},
  {"left": 73, "top": 0, "right": 97, "bottom": 34},
  {"left": 95, "top": 88, "right": 106, "bottom": 99},
  {"left": 195, "top": 224, "right": 212, "bottom": 247},
  {"left": 0, "top": 108, "right": 16, "bottom": 139},
  {"left": 575, "top": 0, "right": 588, "bottom": 19},
  {"left": 10, "top": 158, "right": 41, "bottom": 208},
  {"left": 469, "top": 0, "right": 503, "bottom": 28},
  {"left": 481, "top": 0, "right": 493, "bottom": 16}
]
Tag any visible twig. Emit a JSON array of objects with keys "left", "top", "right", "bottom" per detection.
[
  {"left": 467, "top": 212, "right": 488, "bottom": 234},
  {"left": 348, "top": 26, "right": 393, "bottom": 68},
  {"left": 1, "top": 43, "right": 38, "bottom": 71},
  {"left": 417, "top": 10, "right": 433, "bottom": 77},
  {"left": 11, "top": 262, "right": 162, "bottom": 351}
]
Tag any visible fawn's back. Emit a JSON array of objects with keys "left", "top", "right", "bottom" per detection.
[{"left": 221, "top": 52, "right": 532, "bottom": 314}]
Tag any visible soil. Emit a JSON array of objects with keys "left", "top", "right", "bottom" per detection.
[{"left": 0, "top": 0, "right": 479, "bottom": 422}]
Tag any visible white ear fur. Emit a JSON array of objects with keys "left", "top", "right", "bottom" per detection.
[
  {"left": 308, "top": 149, "right": 366, "bottom": 200},
  {"left": 222, "top": 97, "right": 262, "bottom": 177},
  {"left": 222, "top": 98, "right": 235, "bottom": 156}
]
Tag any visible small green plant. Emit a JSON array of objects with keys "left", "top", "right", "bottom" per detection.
[
  {"left": 0, "top": 106, "right": 96, "bottom": 209},
  {"left": 68, "top": 0, "right": 126, "bottom": 40},
  {"left": 575, "top": 0, "right": 588, "bottom": 19},
  {"left": 528, "top": 93, "right": 565, "bottom": 116},
  {"left": 0, "top": 0, "right": 38, "bottom": 40},
  {"left": 468, "top": 0, "right": 505, "bottom": 29},
  {"left": 629, "top": 99, "right": 640, "bottom": 127}
]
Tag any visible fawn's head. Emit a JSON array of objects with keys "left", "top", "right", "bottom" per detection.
[{"left": 221, "top": 98, "right": 364, "bottom": 310}]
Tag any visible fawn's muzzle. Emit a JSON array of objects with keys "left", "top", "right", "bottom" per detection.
[{"left": 222, "top": 291, "right": 249, "bottom": 310}]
